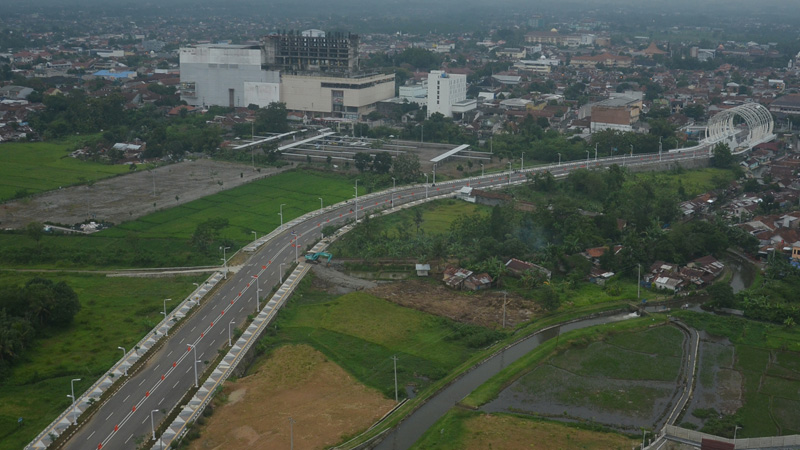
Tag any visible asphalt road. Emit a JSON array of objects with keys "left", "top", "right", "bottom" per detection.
[{"left": 59, "top": 150, "right": 704, "bottom": 450}]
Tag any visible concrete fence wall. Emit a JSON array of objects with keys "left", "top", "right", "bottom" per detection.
[{"left": 665, "top": 425, "right": 800, "bottom": 449}]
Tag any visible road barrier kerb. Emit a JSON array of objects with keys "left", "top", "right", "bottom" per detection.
[
  {"left": 32, "top": 147, "right": 715, "bottom": 450},
  {"left": 25, "top": 272, "right": 223, "bottom": 450},
  {"left": 161, "top": 263, "right": 312, "bottom": 449}
]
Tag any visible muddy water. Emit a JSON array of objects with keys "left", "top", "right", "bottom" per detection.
[
  {"left": 727, "top": 259, "right": 756, "bottom": 294},
  {"left": 373, "top": 312, "right": 639, "bottom": 450}
]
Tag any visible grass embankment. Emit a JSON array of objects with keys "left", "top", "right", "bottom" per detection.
[
  {"left": 0, "top": 169, "right": 355, "bottom": 269},
  {"left": 411, "top": 409, "right": 637, "bottom": 450},
  {"left": 0, "top": 140, "right": 127, "bottom": 202},
  {"left": 375, "top": 199, "right": 488, "bottom": 237},
  {"left": 629, "top": 167, "right": 737, "bottom": 198},
  {"left": 254, "top": 275, "right": 505, "bottom": 397},
  {"left": 0, "top": 272, "right": 205, "bottom": 450},
  {"left": 673, "top": 311, "right": 800, "bottom": 437}
]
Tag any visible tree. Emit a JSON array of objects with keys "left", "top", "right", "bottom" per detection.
[
  {"left": 711, "top": 142, "right": 735, "bottom": 169},
  {"left": 191, "top": 218, "right": 229, "bottom": 253},
  {"left": 392, "top": 153, "right": 421, "bottom": 183},
  {"left": 23, "top": 278, "right": 81, "bottom": 327},
  {"left": 538, "top": 286, "right": 561, "bottom": 311},
  {"left": 354, "top": 152, "right": 373, "bottom": 172},
  {"left": 255, "top": 102, "right": 289, "bottom": 133},
  {"left": 372, "top": 152, "right": 392, "bottom": 174},
  {"left": 26, "top": 222, "right": 44, "bottom": 243},
  {"left": 707, "top": 282, "right": 735, "bottom": 308}
]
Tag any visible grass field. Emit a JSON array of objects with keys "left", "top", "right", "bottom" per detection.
[
  {"left": 0, "top": 169, "right": 357, "bottom": 269},
  {"left": 673, "top": 311, "right": 800, "bottom": 437},
  {"left": 372, "top": 198, "right": 489, "bottom": 237},
  {"left": 0, "top": 141, "right": 128, "bottom": 202},
  {"left": 629, "top": 168, "right": 737, "bottom": 198},
  {"left": 411, "top": 410, "right": 636, "bottom": 450},
  {"left": 0, "top": 272, "right": 205, "bottom": 450},
  {"left": 254, "top": 275, "right": 504, "bottom": 398},
  {"left": 101, "top": 169, "right": 357, "bottom": 241}
]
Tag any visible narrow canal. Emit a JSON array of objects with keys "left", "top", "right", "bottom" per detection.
[{"left": 374, "top": 311, "right": 640, "bottom": 450}]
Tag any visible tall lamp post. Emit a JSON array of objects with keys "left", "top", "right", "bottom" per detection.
[
  {"left": 252, "top": 275, "right": 261, "bottom": 313},
  {"left": 220, "top": 246, "right": 230, "bottom": 279},
  {"left": 354, "top": 180, "right": 359, "bottom": 221},
  {"left": 480, "top": 162, "right": 484, "bottom": 176},
  {"left": 188, "top": 344, "right": 199, "bottom": 388},
  {"left": 642, "top": 430, "right": 649, "bottom": 449},
  {"left": 252, "top": 230, "right": 257, "bottom": 242},
  {"left": 228, "top": 320, "right": 236, "bottom": 346},
  {"left": 586, "top": 150, "right": 590, "bottom": 164},
  {"left": 557, "top": 152, "right": 561, "bottom": 166},
  {"left": 162, "top": 298, "right": 172, "bottom": 336},
  {"left": 424, "top": 173, "right": 429, "bottom": 198},
  {"left": 279, "top": 204, "right": 286, "bottom": 230},
  {"left": 69, "top": 378, "right": 81, "bottom": 424},
  {"left": 289, "top": 417, "right": 296, "bottom": 450},
  {"left": 151, "top": 410, "right": 160, "bottom": 441},
  {"left": 318, "top": 197, "right": 323, "bottom": 212},
  {"left": 734, "top": 426, "right": 742, "bottom": 443},
  {"left": 117, "top": 347, "right": 127, "bottom": 376},
  {"left": 391, "top": 177, "right": 396, "bottom": 208},
  {"left": 280, "top": 263, "right": 286, "bottom": 283}
]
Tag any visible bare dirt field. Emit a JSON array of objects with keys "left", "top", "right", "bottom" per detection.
[
  {"left": 187, "top": 344, "right": 394, "bottom": 450},
  {"left": 455, "top": 413, "right": 636, "bottom": 450},
  {"left": 311, "top": 264, "right": 378, "bottom": 294},
  {"left": 368, "top": 280, "right": 538, "bottom": 329},
  {"left": 0, "top": 159, "right": 284, "bottom": 229}
]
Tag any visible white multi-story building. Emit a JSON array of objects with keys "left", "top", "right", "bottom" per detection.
[
  {"left": 427, "top": 70, "right": 475, "bottom": 118},
  {"left": 399, "top": 80, "right": 427, "bottom": 105},
  {"left": 180, "top": 44, "right": 280, "bottom": 108}
]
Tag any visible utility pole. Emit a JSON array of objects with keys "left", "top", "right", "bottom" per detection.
[
  {"left": 289, "top": 417, "right": 296, "bottom": 450},
  {"left": 595, "top": 142, "right": 598, "bottom": 161},
  {"left": 637, "top": 264, "right": 641, "bottom": 300},
  {"left": 502, "top": 292, "right": 508, "bottom": 329},
  {"left": 392, "top": 355, "right": 399, "bottom": 402}
]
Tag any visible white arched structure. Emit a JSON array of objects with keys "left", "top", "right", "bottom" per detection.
[{"left": 704, "top": 102, "right": 774, "bottom": 153}]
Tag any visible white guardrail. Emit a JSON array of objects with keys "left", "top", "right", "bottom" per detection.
[
  {"left": 27, "top": 273, "right": 225, "bottom": 449},
  {"left": 28, "top": 148, "right": 712, "bottom": 450}
]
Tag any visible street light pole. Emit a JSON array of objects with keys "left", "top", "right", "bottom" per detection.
[
  {"left": 354, "top": 179, "right": 359, "bottom": 221},
  {"left": 392, "top": 355, "right": 399, "bottom": 402},
  {"left": 433, "top": 163, "right": 437, "bottom": 184},
  {"left": 502, "top": 292, "right": 508, "bottom": 328},
  {"left": 507, "top": 161, "right": 512, "bottom": 185},
  {"left": 558, "top": 152, "right": 561, "bottom": 166},
  {"left": 280, "top": 263, "right": 286, "bottom": 283},
  {"left": 480, "top": 163, "right": 484, "bottom": 176},
  {"left": 69, "top": 378, "right": 81, "bottom": 424},
  {"left": 189, "top": 344, "right": 199, "bottom": 388},
  {"left": 734, "top": 426, "right": 742, "bottom": 442},
  {"left": 279, "top": 203, "right": 286, "bottom": 230},
  {"left": 220, "top": 246, "right": 230, "bottom": 279},
  {"left": 117, "top": 347, "right": 127, "bottom": 376},
  {"left": 318, "top": 197, "right": 323, "bottom": 212},
  {"left": 229, "top": 320, "right": 235, "bottom": 346},
  {"left": 151, "top": 409, "right": 159, "bottom": 441},
  {"left": 252, "top": 275, "right": 260, "bottom": 313},
  {"left": 289, "top": 417, "right": 296, "bottom": 450},
  {"left": 424, "top": 173, "right": 429, "bottom": 198},
  {"left": 595, "top": 143, "right": 598, "bottom": 161},
  {"left": 521, "top": 153, "right": 524, "bottom": 171},
  {"left": 391, "top": 177, "right": 396, "bottom": 208},
  {"left": 586, "top": 150, "right": 590, "bottom": 164},
  {"left": 252, "top": 230, "right": 257, "bottom": 242},
  {"left": 162, "top": 298, "right": 172, "bottom": 336},
  {"left": 642, "top": 430, "right": 649, "bottom": 449}
]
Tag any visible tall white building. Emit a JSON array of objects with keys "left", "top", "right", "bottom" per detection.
[
  {"left": 180, "top": 44, "right": 280, "bottom": 108},
  {"left": 427, "top": 70, "right": 474, "bottom": 118}
]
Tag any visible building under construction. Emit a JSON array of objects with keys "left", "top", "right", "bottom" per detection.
[
  {"left": 180, "top": 30, "right": 393, "bottom": 119},
  {"left": 261, "top": 30, "right": 360, "bottom": 73}
]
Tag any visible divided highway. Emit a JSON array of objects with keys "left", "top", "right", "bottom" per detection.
[{"left": 56, "top": 150, "right": 706, "bottom": 450}]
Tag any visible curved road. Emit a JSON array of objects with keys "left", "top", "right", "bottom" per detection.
[{"left": 56, "top": 149, "right": 707, "bottom": 450}]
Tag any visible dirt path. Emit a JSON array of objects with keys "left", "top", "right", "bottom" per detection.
[
  {"left": 0, "top": 159, "right": 285, "bottom": 229},
  {"left": 187, "top": 344, "right": 393, "bottom": 450},
  {"left": 368, "top": 280, "right": 537, "bottom": 329},
  {"left": 311, "top": 265, "right": 378, "bottom": 294}
]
